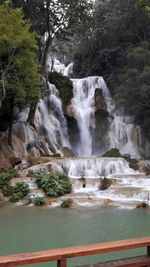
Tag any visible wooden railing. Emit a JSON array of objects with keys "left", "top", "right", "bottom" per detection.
[{"left": 0, "top": 237, "right": 150, "bottom": 267}]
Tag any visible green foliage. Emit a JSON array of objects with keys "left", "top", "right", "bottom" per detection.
[
  {"left": 115, "top": 42, "right": 150, "bottom": 139},
  {"left": 73, "top": 0, "right": 150, "bottom": 91},
  {"left": 35, "top": 170, "right": 72, "bottom": 197},
  {"left": 34, "top": 197, "right": 45, "bottom": 206},
  {"left": 0, "top": 3, "right": 40, "bottom": 107},
  {"left": 0, "top": 169, "right": 17, "bottom": 189},
  {"left": 48, "top": 72, "right": 73, "bottom": 108},
  {"left": 10, "top": 181, "right": 30, "bottom": 202},
  {"left": 61, "top": 198, "right": 73, "bottom": 208}
]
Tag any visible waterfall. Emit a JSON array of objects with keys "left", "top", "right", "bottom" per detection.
[
  {"left": 71, "top": 76, "right": 111, "bottom": 156},
  {"left": 47, "top": 57, "right": 73, "bottom": 77},
  {"left": 36, "top": 81, "right": 71, "bottom": 148},
  {"left": 54, "top": 157, "right": 137, "bottom": 178},
  {"left": 70, "top": 76, "right": 142, "bottom": 158}
]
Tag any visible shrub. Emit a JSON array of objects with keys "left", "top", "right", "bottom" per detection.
[
  {"left": 34, "top": 197, "right": 45, "bottom": 206},
  {"left": 61, "top": 198, "right": 73, "bottom": 208},
  {"left": 35, "top": 171, "right": 72, "bottom": 197},
  {"left": 0, "top": 169, "right": 18, "bottom": 189},
  {"left": 10, "top": 181, "right": 30, "bottom": 202}
]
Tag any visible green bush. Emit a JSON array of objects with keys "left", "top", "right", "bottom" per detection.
[
  {"left": 35, "top": 171, "right": 72, "bottom": 197},
  {"left": 10, "top": 181, "right": 30, "bottom": 202},
  {"left": 61, "top": 198, "right": 73, "bottom": 208},
  {"left": 0, "top": 169, "right": 18, "bottom": 189},
  {"left": 34, "top": 197, "right": 45, "bottom": 206}
]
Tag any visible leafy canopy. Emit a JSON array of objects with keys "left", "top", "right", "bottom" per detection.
[{"left": 0, "top": 3, "right": 40, "bottom": 104}]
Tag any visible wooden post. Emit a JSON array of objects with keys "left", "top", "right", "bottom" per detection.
[
  {"left": 147, "top": 246, "right": 150, "bottom": 256},
  {"left": 57, "top": 259, "right": 67, "bottom": 267}
]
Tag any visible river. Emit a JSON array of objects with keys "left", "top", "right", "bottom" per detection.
[{"left": 0, "top": 204, "right": 150, "bottom": 266}]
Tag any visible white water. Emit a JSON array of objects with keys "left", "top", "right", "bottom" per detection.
[
  {"left": 37, "top": 81, "right": 70, "bottom": 148},
  {"left": 71, "top": 77, "right": 111, "bottom": 156},
  {"left": 47, "top": 57, "right": 73, "bottom": 77},
  {"left": 70, "top": 76, "right": 142, "bottom": 158}
]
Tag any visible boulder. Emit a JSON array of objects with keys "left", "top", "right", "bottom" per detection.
[
  {"left": 9, "top": 157, "right": 22, "bottom": 167},
  {"left": 0, "top": 156, "right": 12, "bottom": 171},
  {"left": 102, "top": 148, "right": 122, "bottom": 157},
  {"left": 99, "top": 177, "right": 113, "bottom": 190},
  {"left": 28, "top": 156, "right": 52, "bottom": 166},
  {"left": 136, "top": 201, "right": 149, "bottom": 209},
  {"left": 61, "top": 147, "right": 76, "bottom": 157}
]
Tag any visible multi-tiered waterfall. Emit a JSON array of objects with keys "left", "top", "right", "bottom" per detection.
[{"left": 12, "top": 58, "right": 150, "bottom": 208}]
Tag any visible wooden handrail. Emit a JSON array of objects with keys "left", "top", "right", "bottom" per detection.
[{"left": 0, "top": 237, "right": 150, "bottom": 267}]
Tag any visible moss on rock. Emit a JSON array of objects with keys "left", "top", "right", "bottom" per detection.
[
  {"left": 102, "top": 148, "right": 122, "bottom": 158},
  {"left": 99, "top": 177, "right": 113, "bottom": 190},
  {"left": 48, "top": 72, "right": 73, "bottom": 110}
]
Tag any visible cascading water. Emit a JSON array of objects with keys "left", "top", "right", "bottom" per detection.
[
  {"left": 71, "top": 77, "right": 111, "bottom": 156},
  {"left": 37, "top": 81, "right": 71, "bottom": 148},
  {"left": 13, "top": 57, "right": 149, "bottom": 208},
  {"left": 70, "top": 76, "right": 142, "bottom": 158}
]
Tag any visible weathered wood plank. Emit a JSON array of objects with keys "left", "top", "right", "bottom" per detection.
[
  {"left": 76, "top": 256, "right": 150, "bottom": 267},
  {"left": 0, "top": 237, "right": 150, "bottom": 267}
]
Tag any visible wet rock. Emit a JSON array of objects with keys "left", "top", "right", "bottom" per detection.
[
  {"left": 102, "top": 148, "right": 122, "bottom": 157},
  {"left": 139, "top": 161, "right": 150, "bottom": 175},
  {"left": 99, "top": 177, "right": 113, "bottom": 190},
  {"left": 95, "top": 88, "right": 107, "bottom": 112},
  {"left": 136, "top": 201, "right": 149, "bottom": 209},
  {"left": 0, "top": 156, "right": 12, "bottom": 171},
  {"left": 102, "top": 149, "right": 140, "bottom": 171},
  {"left": 66, "top": 104, "right": 75, "bottom": 117},
  {"left": 61, "top": 147, "right": 76, "bottom": 157},
  {"left": 123, "top": 154, "right": 139, "bottom": 171},
  {"left": 9, "top": 157, "right": 22, "bottom": 167},
  {"left": 28, "top": 156, "right": 52, "bottom": 166},
  {"left": 61, "top": 198, "right": 73, "bottom": 208}
]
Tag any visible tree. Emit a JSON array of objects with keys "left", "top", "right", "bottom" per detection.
[
  {"left": 10, "top": 0, "right": 93, "bottom": 71},
  {"left": 115, "top": 42, "right": 150, "bottom": 139},
  {"left": 0, "top": 3, "right": 40, "bottom": 146},
  {"left": 73, "top": 0, "right": 150, "bottom": 91}
]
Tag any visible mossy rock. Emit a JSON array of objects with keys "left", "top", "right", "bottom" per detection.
[
  {"left": 48, "top": 72, "right": 73, "bottom": 110},
  {"left": 61, "top": 198, "right": 73, "bottom": 208},
  {"left": 102, "top": 149, "right": 139, "bottom": 171},
  {"left": 123, "top": 154, "right": 139, "bottom": 171},
  {"left": 102, "top": 148, "right": 122, "bottom": 158},
  {"left": 136, "top": 201, "right": 149, "bottom": 209},
  {"left": 99, "top": 178, "right": 113, "bottom": 190}
]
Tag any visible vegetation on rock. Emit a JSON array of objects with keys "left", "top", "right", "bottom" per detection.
[
  {"left": 102, "top": 149, "right": 122, "bottom": 158},
  {"left": 48, "top": 72, "right": 73, "bottom": 109},
  {"left": 0, "top": 169, "right": 18, "bottom": 189},
  {"left": 35, "top": 170, "right": 72, "bottom": 197},
  {"left": 34, "top": 197, "right": 45, "bottom": 206},
  {"left": 10, "top": 182, "right": 30, "bottom": 202}
]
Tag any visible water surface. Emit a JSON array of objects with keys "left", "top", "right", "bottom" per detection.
[{"left": 0, "top": 204, "right": 150, "bottom": 266}]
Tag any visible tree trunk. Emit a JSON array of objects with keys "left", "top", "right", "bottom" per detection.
[
  {"left": 27, "top": 102, "right": 37, "bottom": 128},
  {"left": 41, "top": 36, "right": 51, "bottom": 73},
  {"left": 8, "top": 102, "right": 14, "bottom": 148}
]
